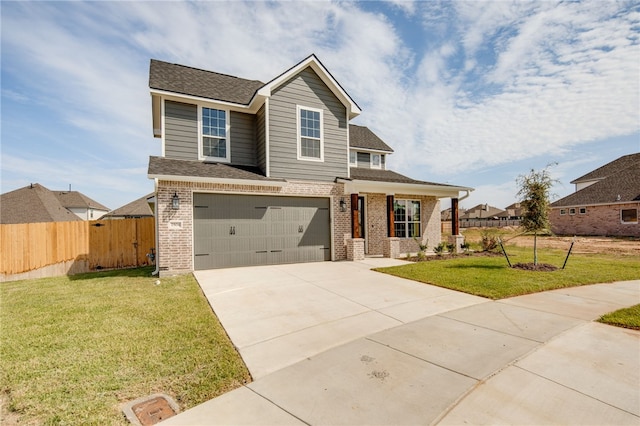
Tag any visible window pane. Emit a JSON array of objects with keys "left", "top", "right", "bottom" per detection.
[
  {"left": 408, "top": 222, "right": 421, "bottom": 238},
  {"left": 301, "top": 138, "right": 320, "bottom": 158},
  {"left": 621, "top": 209, "right": 638, "bottom": 223},
  {"left": 394, "top": 223, "right": 406, "bottom": 238},
  {"left": 349, "top": 151, "right": 357, "bottom": 164},
  {"left": 394, "top": 201, "right": 406, "bottom": 222}
]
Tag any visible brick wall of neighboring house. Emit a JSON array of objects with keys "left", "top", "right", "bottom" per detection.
[
  {"left": 550, "top": 202, "right": 640, "bottom": 237},
  {"left": 156, "top": 180, "right": 350, "bottom": 275}
]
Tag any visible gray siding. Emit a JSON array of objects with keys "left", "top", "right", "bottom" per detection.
[
  {"left": 256, "top": 104, "right": 267, "bottom": 174},
  {"left": 165, "top": 100, "right": 198, "bottom": 160},
  {"left": 230, "top": 111, "right": 257, "bottom": 166},
  {"left": 268, "top": 68, "right": 348, "bottom": 181}
]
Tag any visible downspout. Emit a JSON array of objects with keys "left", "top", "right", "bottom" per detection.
[
  {"left": 458, "top": 189, "right": 473, "bottom": 202},
  {"left": 152, "top": 178, "right": 160, "bottom": 276}
]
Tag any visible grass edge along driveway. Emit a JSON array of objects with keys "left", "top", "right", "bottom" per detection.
[
  {"left": 375, "top": 246, "right": 640, "bottom": 300},
  {"left": 0, "top": 267, "right": 250, "bottom": 426}
]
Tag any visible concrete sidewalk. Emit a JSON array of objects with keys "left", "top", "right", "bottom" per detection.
[{"left": 163, "top": 261, "right": 639, "bottom": 425}]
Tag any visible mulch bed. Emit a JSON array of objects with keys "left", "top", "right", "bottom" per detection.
[
  {"left": 511, "top": 262, "right": 558, "bottom": 271},
  {"left": 410, "top": 251, "right": 501, "bottom": 262}
]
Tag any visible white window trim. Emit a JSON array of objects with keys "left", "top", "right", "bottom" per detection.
[
  {"left": 296, "top": 105, "right": 324, "bottom": 162},
  {"left": 620, "top": 208, "right": 638, "bottom": 224},
  {"left": 394, "top": 199, "right": 422, "bottom": 238},
  {"left": 349, "top": 150, "right": 358, "bottom": 167},
  {"left": 371, "top": 153, "right": 382, "bottom": 169},
  {"left": 198, "top": 104, "right": 231, "bottom": 163},
  {"left": 569, "top": 208, "right": 576, "bottom": 215}
]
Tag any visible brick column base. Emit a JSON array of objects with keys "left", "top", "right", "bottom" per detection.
[
  {"left": 346, "top": 238, "right": 365, "bottom": 261},
  {"left": 448, "top": 234, "right": 465, "bottom": 254},
  {"left": 383, "top": 237, "right": 401, "bottom": 259}
]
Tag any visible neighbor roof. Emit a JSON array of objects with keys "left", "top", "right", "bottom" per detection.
[
  {"left": 103, "top": 193, "right": 154, "bottom": 218},
  {"left": 571, "top": 153, "right": 640, "bottom": 184},
  {"left": 551, "top": 161, "right": 640, "bottom": 207},
  {"left": 148, "top": 156, "right": 283, "bottom": 183},
  {"left": 349, "top": 125, "right": 393, "bottom": 152},
  {"left": 460, "top": 204, "right": 503, "bottom": 220},
  {"left": 53, "top": 191, "right": 109, "bottom": 211},
  {"left": 149, "top": 59, "right": 265, "bottom": 105},
  {"left": 1, "top": 184, "right": 83, "bottom": 224}
]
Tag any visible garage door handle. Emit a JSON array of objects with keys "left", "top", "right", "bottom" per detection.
[
  {"left": 271, "top": 250, "right": 282, "bottom": 253},
  {"left": 229, "top": 226, "right": 236, "bottom": 235},
  {"left": 256, "top": 251, "right": 267, "bottom": 254},
  {"left": 298, "top": 225, "right": 303, "bottom": 233}
]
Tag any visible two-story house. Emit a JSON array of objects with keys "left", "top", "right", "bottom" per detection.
[{"left": 147, "top": 54, "right": 472, "bottom": 275}]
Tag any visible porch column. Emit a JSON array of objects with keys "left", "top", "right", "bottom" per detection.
[
  {"left": 451, "top": 198, "right": 460, "bottom": 236},
  {"left": 351, "top": 193, "right": 360, "bottom": 238},
  {"left": 386, "top": 195, "right": 395, "bottom": 237}
]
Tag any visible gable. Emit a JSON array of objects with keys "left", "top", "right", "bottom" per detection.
[{"left": 0, "top": 184, "right": 83, "bottom": 224}]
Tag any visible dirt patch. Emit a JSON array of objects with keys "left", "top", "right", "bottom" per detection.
[
  {"left": 506, "top": 235, "right": 640, "bottom": 256},
  {"left": 512, "top": 262, "right": 558, "bottom": 272}
]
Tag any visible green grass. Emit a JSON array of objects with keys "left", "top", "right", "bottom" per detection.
[
  {"left": 0, "top": 267, "right": 250, "bottom": 425},
  {"left": 598, "top": 304, "right": 640, "bottom": 330},
  {"left": 376, "top": 246, "right": 640, "bottom": 299}
]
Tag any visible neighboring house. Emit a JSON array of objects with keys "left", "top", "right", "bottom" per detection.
[
  {"left": 550, "top": 153, "right": 640, "bottom": 237},
  {"left": 53, "top": 190, "right": 110, "bottom": 220},
  {"left": 497, "top": 202, "right": 523, "bottom": 221},
  {"left": 459, "top": 204, "right": 503, "bottom": 222},
  {"left": 1, "top": 183, "right": 84, "bottom": 224},
  {"left": 103, "top": 193, "right": 155, "bottom": 219},
  {"left": 147, "top": 54, "right": 472, "bottom": 274}
]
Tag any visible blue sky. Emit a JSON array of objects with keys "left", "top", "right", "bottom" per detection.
[{"left": 2, "top": 1, "right": 639, "bottom": 211}]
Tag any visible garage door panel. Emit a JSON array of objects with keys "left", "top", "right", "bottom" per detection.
[{"left": 194, "top": 193, "right": 331, "bottom": 269}]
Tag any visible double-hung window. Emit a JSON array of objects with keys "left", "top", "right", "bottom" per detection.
[
  {"left": 349, "top": 151, "right": 357, "bottom": 166},
  {"left": 201, "top": 107, "right": 229, "bottom": 161},
  {"left": 394, "top": 200, "right": 421, "bottom": 238},
  {"left": 297, "top": 106, "right": 323, "bottom": 161}
]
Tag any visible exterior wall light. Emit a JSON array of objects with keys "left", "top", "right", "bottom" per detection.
[
  {"left": 340, "top": 198, "right": 347, "bottom": 212},
  {"left": 172, "top": 192, "right": 180, "bottom": 210}
]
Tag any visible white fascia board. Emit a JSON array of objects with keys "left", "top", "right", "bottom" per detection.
[
  {"left": 256, "top": 56, "right": 361, "bottom": 119},
  {"left": 152, "top": 94, "right": 162, "bottom": 138},
  {"left": 149, "top": 89, "right": 266, "bottom": 114},
  {"left": 350, "top": 147, "right": 393, "bottom": 155},
  {"left": 148, "top": 173, "right": 285, "bottom": 188},
  {"left": 338, "top": 178, "right": 473, "bottom": 198}
]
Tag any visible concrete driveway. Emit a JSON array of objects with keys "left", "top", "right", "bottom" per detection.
[
  {"left": 192, "top": 258, "right": 486, "bottom": 379},
  {"left": 163, "top": 260, "right": 640, "bottom": 425}
]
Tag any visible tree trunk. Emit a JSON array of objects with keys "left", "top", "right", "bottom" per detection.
[{"left": 533, "top": 231, "right": 538, "bottom": 265}]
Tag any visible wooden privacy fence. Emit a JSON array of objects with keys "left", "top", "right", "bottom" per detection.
[{"left": 1, "top": 217, "right": 155, "bottom": 278}]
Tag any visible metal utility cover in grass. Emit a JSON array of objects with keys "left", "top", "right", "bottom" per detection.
[{"left": 121, "top": 394, "right": 179, "bottom": 425}]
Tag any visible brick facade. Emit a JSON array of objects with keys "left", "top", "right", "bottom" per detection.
[
  {"left": 156, "top": 179, "right": 445, "bottom": 274},
  {"left": 156, "top": 179, "right": 351, "bottom": 275},
  {"left": 551, "top": 203, "right": 640, "bottom": 237},
  {"left": 358, "top": 193, "right": 440, "bottom": 257}
]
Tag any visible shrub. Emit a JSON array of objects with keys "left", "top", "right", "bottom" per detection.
[{"left": 481, "top": 231, "right": 498, "bottom": 251}]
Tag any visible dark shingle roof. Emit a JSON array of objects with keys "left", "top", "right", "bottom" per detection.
[
  {"left": 1, "top": 184, "right": 83, "bottom": 224},
  {"left": 148, "top": 156, "right": 283, "bottom": 182},
  {"left": 551, "top": 161, "right": 640, "bottom": 207},
  {"left": 149, "top": 59, "right": 265, "bottom": 105},
  {"left": 53, "top": 191, "right": 109, "bottom": 211},
  {"left": 103, "top": 193, "right": 154, "bottom": 218},
  {"left": 571, "top": 153, "right": 640, "bottom": 184},
  {"left": 348, "top": 168, "right": 462, "bottom": 188},
  {"left": 349, "top": 125, "right": 393, "bottom": 152}
]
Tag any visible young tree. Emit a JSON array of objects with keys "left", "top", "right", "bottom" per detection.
[{"left": 516, "top": 164, "right": 557, "bottom": 265}]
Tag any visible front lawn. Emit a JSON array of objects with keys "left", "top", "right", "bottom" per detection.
[
  {"left": 599, "top": 304, "right": 640, "bottom": 330},
  {"left": 0, "top": 267, "right": 250, "bottom": 425},
  {"left": 376, "top": 246, "right": 640, "bottom": 299}
]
